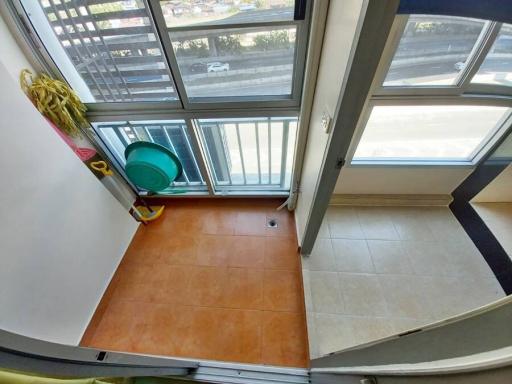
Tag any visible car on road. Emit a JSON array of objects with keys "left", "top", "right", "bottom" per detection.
[
  {"left": 239, "top": 4, "right": 257, "bottom": 11},
  {"left": 207, "top": 62, "right": 230, "bottom": 72},
  {"left": 454, "top": 61, "right": 465, "bottom": 71},
  {"left": 188, "top": 62, "right": 207, "bottom": 73}
]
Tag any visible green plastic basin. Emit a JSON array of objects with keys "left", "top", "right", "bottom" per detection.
[{"left": 124, "top": 141, "right": 183, "bottom": 192}]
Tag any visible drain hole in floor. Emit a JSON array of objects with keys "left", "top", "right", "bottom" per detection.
[{"left": 267, "top": 219, "right": 278, "bottom": 228}]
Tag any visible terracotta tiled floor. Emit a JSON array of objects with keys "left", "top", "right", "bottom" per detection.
[{"left": 81, "top": 199, "right": 309, "bottom": 367}]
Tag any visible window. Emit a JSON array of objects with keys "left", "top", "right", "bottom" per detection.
[
  {"left": 159, "top": 0, "right": 295, "bottom": 28},
  {"left": 170, "top": 26, "right": 297, "bottom": 98},
  {"left": 21, "top": 0, "right": 178, "bottom": 103},
  {"left": 383, "top": 15, "right": 486, "bottom": 87},
  {"left": 471, "top": 23, "right": 512, "bottom": 86},
  {"left": 353, "top": 105, "right": 509, "bottom": 162},
  {"left": 14, "top": 0, "right": 309, "bottom": 196},
  {"left": 351, "top": 14, "right": 512, "bottom": 166},
  {"left": 19, "top": 0, "right": 307, "bottom": 104}
]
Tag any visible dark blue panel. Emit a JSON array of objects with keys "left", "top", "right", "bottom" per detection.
[
  {"left": 398, "top": 0, "right": 512, "bottom": 24},
  {"left": 450, "top": 129, "right": 512, "bottom": 295}
]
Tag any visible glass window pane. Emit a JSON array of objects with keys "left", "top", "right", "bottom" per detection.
[
  {"left": 472, "top": 24, "right": 512, "bottom": 86},
  {"left": 94, "top": 120, "right": 207, "bottom": 192},
  {"left": 21, "top": 0, "right": 179, "bottom": 103},
  {"left": 383, "top": 16, "right": 486, "bottom": 87},
  {"left": 170, "top": 26, "right": 296, "bottom": 98},
  {"left": 197, "top": 117, "right": 297, "bottom": 190},
  {"left": 353, "top": 105, "right": 509, "bottom": 162},
  {"left": 159, "top": 0, "right": 295, "bottom": 28}
]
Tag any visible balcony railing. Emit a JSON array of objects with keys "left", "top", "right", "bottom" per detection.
[{"left": 94, "top": 117, "right": 297, "bottom": 195}]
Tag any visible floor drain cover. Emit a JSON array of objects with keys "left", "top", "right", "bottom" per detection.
[{"left": 267, "top": 219, "right": 278, "bottom": 228}]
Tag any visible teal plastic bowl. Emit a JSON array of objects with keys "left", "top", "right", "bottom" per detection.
[{"left": 124, "top": 141, "right": 183, "bottom": 192}]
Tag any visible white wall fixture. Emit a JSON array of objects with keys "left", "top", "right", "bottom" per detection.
[{"left": 321, "top": 111, "right": 331, "bottom": 134}]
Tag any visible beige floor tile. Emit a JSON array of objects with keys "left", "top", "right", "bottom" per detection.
[
  {"left": 314, "top": 313, "right": 356, "bottom": 356},
  {"left": 389, "top": 207, "right": 436, "bottom": 241},
  {"left": 338, "top": 273, "right": 388, "bottom": 316},
  {"left": 419, "top": 276, "right": 486, "bottom": 321},
  {"left": 367, "top": 240, "right": 413, "bottom": 274},
  {"left": 378, "top": 274, "right": 431, "bottom": 319},
  {"left": 401, "top": 241, "right": 450, "bottom": 276},
  {"left": 441, "top": 241, "right": 494, "bottom": 278},
  {"left": 326, "top": 207, "right": 364, "bottom": 239},
  {"left": 310, "top": 271, "right": 344, "bottom": 314},
  {"left": 302, "top": 269, "right": 313, "bottom": 312},
  {"left": 423, "top": 207, "right": 470, "bottom": 243},
  {"left": 302, "top": 238, "right": 336, "bottom": 271},
  {"left": 331, "top": 239, "right": 375, "bottom": 273},
  {"left": 466, "top": 277, "right": 505, "bottom": 309},
  {"left": 317, "top": 220, "right": 331, "bottom": 238},
  {"left": 357, "top": 207, "right": 400, "bottom": 240},
  {"left": 306, "top": 312, "right": 320, "bottom": 359},
  {"left": 349, "top": 316, "right": 395, "bottom": 345}
]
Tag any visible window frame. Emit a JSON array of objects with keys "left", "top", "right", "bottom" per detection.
[
  {"left": 10, "top": 0, "right": 311, "bottom": 111},
  {"left": 5, "top": 0, "right": 310, "bottom": 197},
  {"left": 347, "top": 14, "right": 512, "bottom": 167},
  {"left": 87, "top": 109, "right": 299, "bottom": 197}
]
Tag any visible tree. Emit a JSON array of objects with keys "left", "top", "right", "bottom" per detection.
[
  {"left": 253, "top": 30, "right": 290, "bottom": 51},
  {"left": 215, "top": 35, "right": 242, "bottom": 55}
]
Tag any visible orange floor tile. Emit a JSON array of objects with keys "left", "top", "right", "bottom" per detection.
[{"left": 80, "top": 199, "right": 309, "bottom": 367}]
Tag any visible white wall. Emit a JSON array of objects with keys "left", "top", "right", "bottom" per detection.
[
  {"left": 0, "top": 11, "right": 34, "bottom": 78},
  {"left": 473, "top": 164, "right": 512, "bottom": 203},
  {"left": 295, "top": 0, "right": 365, "bottom": 242},
  {"left": 335, "top": 167, "right": 473, "bottom": 195},
  {"left": 0, "top": 14, "right": 138, "bottom": 345}
]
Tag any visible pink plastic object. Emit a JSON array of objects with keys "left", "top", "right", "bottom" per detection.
[{"left": 46, "top": 118, "right": 96, "bottom": 161}]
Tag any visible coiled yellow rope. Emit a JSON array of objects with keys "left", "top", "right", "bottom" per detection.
[{"left": 20, "top": 69, "right": 87, "bottom": 137}]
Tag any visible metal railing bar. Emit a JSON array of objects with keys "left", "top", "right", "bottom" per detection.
[
  {"left": 197, "top": 126, "right": 220, "bottom": 184},
  {"left": 47, "top": 0, "right": 110, "bottom": 101},
  {"left": 141, "top": 125, "right": 155, "bottom": 144},
  {"left": 69, "top": 41, "right": 161, "bottom": 53},
  {"left": 267, "top": 117, "right": 272, "bottom": 184},
  {"left": 161, "top": 125, "right": 190, "bottom": 183},
  {"left": 147, "top": 0, "right": 189, "bottom": 108},
  {"left": 89, "top": 91, "right": 175, "bottom": 100},
  {"left": 56, "top": 26, "right": 154, "bottom": 40},
  {"left": 130, "top": 124, "right": 143, "bottom": 141},
  {"left": 235, "top": 123, "right": 247, "bottom": 184},
  {"left": 58, "top": 0, "right": 122, "bottom": 101},
  {"left": 185, "top": 119, "right": 215, "bottom": 194},
  {"left": 80, "top": 68, "right": 169, "bottom": 78},
  {"left": 179, "top": 124, "right": 204, "bottom": 183},
  {"left": 80, "top": 0, "right": 134, "bottom": 101},
  {"left": 112, "top": 126, "right": 130, "bottom": 147},
  {"left": 48, "top": 8, "right": 148, "bottom": 25},
  {"left": 79, "top": 55, "right": 167, "bottom": 66},
  {"left": 255, "top": 122, "right": 261, "bottom": 184},
  {"left": 165, "top": 19, "right": 300, "bottom": 33},
  {"left": 62, "top": 0, "right": 125, "bottom": 101},
  {"left": 280, "top": 120, "right": 289, "bottom": 188},
  {"left": 217, "top": 123, "right": 233, "bottom": 185}
]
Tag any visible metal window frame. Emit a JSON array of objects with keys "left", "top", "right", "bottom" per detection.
[
  {"left": 146, "top": 0, "right": 311, "bottom": 110},
  {"left": 348, "top": 98, "right": 512, "bottom": 167},
  {"left": 11, "top": 0, "right": 311, "bottom": 109},
  {"left": 5, "top": 0, "right": 310, "bottom": 198},
  {"left": 90, "top": 112, "right": 299, "bottom": 197},
  {"left": 10, "top": 0, "right": 184, "bottom": 109},
  {"left": 346, "top": 13, "right": 512, "bottom": 168}
]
